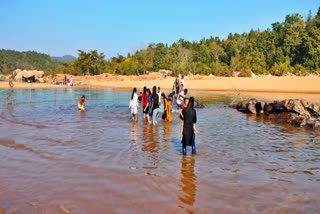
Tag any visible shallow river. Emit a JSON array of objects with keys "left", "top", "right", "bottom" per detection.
[{"left": 0, "top": 89, "right": 319, "bottom": 213}]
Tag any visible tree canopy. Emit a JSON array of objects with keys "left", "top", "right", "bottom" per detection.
[{"left": 1, "top": 8, "right": 319, "bottom": 77}]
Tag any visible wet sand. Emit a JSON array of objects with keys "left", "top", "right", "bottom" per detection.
[{"left": 1, "top": 75, "right": 320, "bottom": 101}]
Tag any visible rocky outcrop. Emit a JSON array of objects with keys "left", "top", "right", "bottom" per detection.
[
  {"left": 0, "top": 74, "right": 7, "bottom": 81},
  {"left": 13, "top": 69, "right": 44, "bottom": 82},
  {"left": 234, "top": 99, "right": 320, "bottom": 129}
]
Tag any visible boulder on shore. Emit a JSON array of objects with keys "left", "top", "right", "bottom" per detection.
[
  {"left": 13, "top": 69, "right": 44, "bottom": 82},
  {"left": 235, "top": 98, "right": 320, "bottom": 129}
]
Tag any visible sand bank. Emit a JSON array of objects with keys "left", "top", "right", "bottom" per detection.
[{"left": 1, "top": 74, "right": 320, "bottom": 102}]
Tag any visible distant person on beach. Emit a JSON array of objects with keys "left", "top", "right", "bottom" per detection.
[
  {"left": 151, "top": 86, "right": 160, "bottom": 125},
  {"left": 180, "top": 97, "right": 197, "bottom": 155},
  {"left": 181, "top": 75, "right": 185, "bottom": 88},
  {"left": 68, "top": 76, "right": 73, "bottom": 86},
  {"left": 9, "top": 77, "right": 14, "bottom": 88},
  {"left": 179, "top": 83, "right": 184, "bottom": 93},
  {"left": 129, "top": 87, "right": 140, "bottom": 122},
  {"left": 64, "top": 75, "right": 67, "bottom": 85},
  {"left": 78, "top": 95, "right": 85, "bottom": 111},
  {"left": 161, "top": 93, "right": 172, "bottom": 122},
  {"left": 172, "top": 76, "right": 180, "bottom": 94}
]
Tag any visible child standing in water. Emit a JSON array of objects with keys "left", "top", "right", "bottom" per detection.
[
  {"left": 129, "top": 88, "right": 139, "bottom": 122},
  {"left": 78, "top": 95, "right": 85, "bottom": 111}
]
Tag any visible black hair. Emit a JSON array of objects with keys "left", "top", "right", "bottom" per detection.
[
  {"left": 143, "top": 86, "right": 147, "bottom": 94},
  {"left": 188, "top": 97, "right": 195, "bottom": 109},
  {"left": 131, "top": 88, "right": 137, "bottom": 100},
  {"left": 81, "top": 95, "right": 85, "bottom": 99},
  {"left": 161, "top": 92, "right": 167, "bottom": 99},
  {"left": 152, "top": 86, "right": 157, "bottom": 96}
]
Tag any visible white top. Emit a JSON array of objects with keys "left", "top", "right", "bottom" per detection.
[
  {"left": 181, "top": 79, "right": 185, "bottom": 87},
  {"left": 129, "top": 93, "right": 139, "bottom": 108},
  {"left": 176, "top": 91, "right": 185, "bottom": 105}
]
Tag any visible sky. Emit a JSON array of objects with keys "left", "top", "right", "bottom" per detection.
[{"left": 0, "top": 0, "right": 318, "bottom": 58}]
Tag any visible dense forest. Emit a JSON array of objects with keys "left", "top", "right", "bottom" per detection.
[{"left": 0, "top": 8, "right": 319, "bottom": 77}]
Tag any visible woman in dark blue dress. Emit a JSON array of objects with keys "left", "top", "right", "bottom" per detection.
[{"left": 180, "top": 97, "right": 197, "bottom": 155}]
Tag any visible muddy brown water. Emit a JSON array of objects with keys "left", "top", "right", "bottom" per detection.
[{"left": 0, "top": 89, "right": 319, "bottom": 213}]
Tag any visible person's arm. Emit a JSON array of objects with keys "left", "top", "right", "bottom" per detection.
[
  {"left": 180, "top": 120, "right": 184, "bottom": 141},
  {"left": 144, "top": 101, "right": 149, "bottom": 111},
  {"left": 193, "top": 124, "right": 199, "bottom": 134},
  {"left": 151, "top": 96, "right": 154, "bottom": 110}
]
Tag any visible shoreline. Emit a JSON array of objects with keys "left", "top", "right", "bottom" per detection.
[{"left": 1, "top": 75, "right": 320, "bottom": 102}]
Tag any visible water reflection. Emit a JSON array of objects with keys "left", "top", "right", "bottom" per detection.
[
  {"left": 130, "top": 123, "right": 138, "bottom": 152},
  {"left": 178, "top": 155, "right": 197, "bottom": 212},
  {"left": 142, "top": 122, "right": 160, "bottom": 170}
]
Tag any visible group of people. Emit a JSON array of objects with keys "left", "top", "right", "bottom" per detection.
[
  {"left": 129, "top": 86, "right": 166, "bottom": 125},
  {"left": 77, "top": 74, "right": 198, "bottom": 155},
  {"left": 128, "top": 79, "right": 198, "bottom": 155},
  {"left": 64, "top": 75, "right": 73, "bottom": 86}
]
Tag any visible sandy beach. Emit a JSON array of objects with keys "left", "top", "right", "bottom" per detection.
[{"left": 1, "top": 74, "right": 320, "bottom": 102}]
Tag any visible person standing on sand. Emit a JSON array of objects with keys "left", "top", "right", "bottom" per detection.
[
  {"left": 180, "top": 97, "right": 197, "bottom": 155},
  {"left": 172, "top": 76, "right": 180, "bottom": 94},
  {"left": 78, "top": 95, "right": 85, "bottom": 111},
  {"left": 181, "top": 75, "right": 185, "bottom": 88},
  {"left": 129, "top": 88, "right": 140, "bottom": 122},
  {"left": 9, "top": 77, "right": 14, "bottom": 88}
]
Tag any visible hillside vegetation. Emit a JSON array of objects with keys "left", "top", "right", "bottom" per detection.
[{"left": 1, "top": 8, "right": 319, "bottom": 77}]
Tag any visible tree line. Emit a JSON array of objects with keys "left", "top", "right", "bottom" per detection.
[{"left": 1, "top": 8, "right": 319, "bottom": 77}]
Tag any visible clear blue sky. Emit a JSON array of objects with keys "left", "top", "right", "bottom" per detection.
[{"left": 0, "top": 0, "right": 318, "bottom": 58}]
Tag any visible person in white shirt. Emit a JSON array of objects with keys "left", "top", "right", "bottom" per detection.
[
  {"left": 129, "top": 87, "right": 140, "bottom": 122},
  {"left": 180, "top": 75, "right": 185, "bottom": 88},
  {"left": 176, "top": 88, "right": 188, "bottom": 110},
  {"left": 68, "top": 76, "right": 73, "bottom": 86}
]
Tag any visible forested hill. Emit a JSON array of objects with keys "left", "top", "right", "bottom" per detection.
[
  {"left": 0, "top": 49, "right": 59, "bottom": 74},
  {"left": 52, "top": 55, "right": 76, "bottom": 62},
  {"left": 0, "top": 8, "right": 319, "bottom": 77}
]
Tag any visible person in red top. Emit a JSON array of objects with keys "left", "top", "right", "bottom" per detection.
[{"left": 141, "top": 86, "right": 149, "bottom": 120}]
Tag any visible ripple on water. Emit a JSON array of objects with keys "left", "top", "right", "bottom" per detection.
[{"left": 0, "top": 89, "right": 319, "bottom": 213}]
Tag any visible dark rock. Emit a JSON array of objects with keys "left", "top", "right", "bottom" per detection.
[
  {"left": 233, "top": 98, "right": 320, "bottom": 129},
  {"left": 195, "top": 100, "right": 204, "bottom": 109}
]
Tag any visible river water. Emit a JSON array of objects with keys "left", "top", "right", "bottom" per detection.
[{"left": 0, "top": 88, "right": 319, "bottom": 213}]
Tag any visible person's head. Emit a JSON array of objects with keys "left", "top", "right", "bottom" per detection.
[
  {"left": 161, "top": 92, "right": 166, "bottom": 100},
  {"left": 184, "top": 88, "right": 188, "bottom": 95},
  {"left": 131, "top": 87, "right": 137, "bottom": 100},
  {"left": 172, "top": 91, "right": 175, "bottom": 95},
  {"left": 152, "top": 86, "right": 157, "bottom": 95},
  {"left": 147, "top": 88, "right": 151, "bottom": 95},
  {"left": 81, "top": 95, "right": 85, "bottom": 99},
  {"left": 184, "top": 97, "right": 189, "bottom": 107},
  {"left": 143, "top": 86, "right": 147, "bottom": 94},
  {"left": 181, "top": 75, "right": 184, "bottom": 79},
  {"left": 188, "top": 97, "right": 195, "bottom": 109},
  {"left": 157, "top": 87, "right": 160, "bottom": 92}
]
